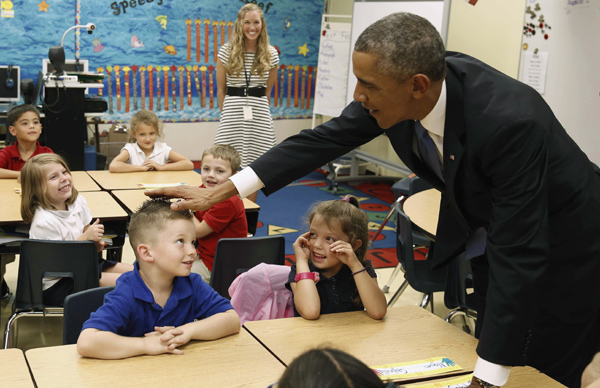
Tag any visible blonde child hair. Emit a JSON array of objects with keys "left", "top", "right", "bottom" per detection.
[
  {"left": 202, "top": 144, "right": 241, "bottom": 172},
  {"left": 227, "top": 3, "right": 272, "bottom": 78},
  {"left": 127, "top": 110, "right": 164, "bottom": 143},
  {"left": 20, "top": 154, "right": 78, "bottom": 223}
]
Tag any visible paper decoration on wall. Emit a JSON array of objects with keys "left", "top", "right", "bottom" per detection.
[
  {"left": 523, "top": 3, "right": 552, "bottom": 50},
  {"left": 37, "top": 0, "right": 49, "bottom": 12},
  {"left": 298, "top": 43, "right": 309, "bottom": 56},
  {"left": 131, "top": 35, "right": 144, "bottom": 48},
  {"left": 1, "top": 0, "right": 15, "bottom": 18},
  {"left": 93, "top": 38, "right": 105, "bottom": 52},
  {"left": 465, "top": 0, "right": 478, "bottom": 5},
  {"left": 156, "top": 15, "right": 167, "bottom": 29}
]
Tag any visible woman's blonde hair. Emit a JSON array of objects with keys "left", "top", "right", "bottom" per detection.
[
  {"left": 20, "top": 154, "right": 78, "bottom": 223},
  {"left": 128, "top": 109, "right": 164, "bottom": 143},
  {"left": 226, "top": 3, "right": 272, "bottom": 78}
]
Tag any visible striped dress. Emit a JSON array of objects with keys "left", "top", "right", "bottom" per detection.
[{"left": 215, "top": 43, "right": 279, "bottom": 168}]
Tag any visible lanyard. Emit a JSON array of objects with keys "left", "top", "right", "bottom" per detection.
[{"left": 243, "top": 55, "right": 251, "bottom": 104}]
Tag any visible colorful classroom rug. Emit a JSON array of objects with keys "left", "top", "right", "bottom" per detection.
[{"left": 251, "top": 170, "right": 402, "bottom": 269}]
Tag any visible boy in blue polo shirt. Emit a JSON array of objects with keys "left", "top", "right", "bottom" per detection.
[{"left": 77, "top": 199, "right": 240, "bottom": 359}]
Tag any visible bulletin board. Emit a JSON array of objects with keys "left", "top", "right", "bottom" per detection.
[
  {"left": 0, "top": 0, "right": 327, "bottom": 123},
  {"left": 518, "top": 0, "right": 600, "bottom": 164}
]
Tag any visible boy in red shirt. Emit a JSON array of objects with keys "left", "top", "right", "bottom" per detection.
[
  {"left": 193, "top": 144, "right": 248, "bottom": 283},
  {"left": 0, "top": 104, "right": 53, "bottom": 180}
]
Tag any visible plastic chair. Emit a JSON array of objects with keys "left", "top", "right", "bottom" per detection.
[
  {"left": 382, "top": 176, "right": 433, "bottom": 293},
  {"left": 210, "top": 235, "right": 286, "bottom": 299},
  {"left": 63, "top": 286, "right": 115, "bottom": 345},
  {"left": 3, "top": 240, "right": 100, "bottom": 349},
  {"left": 444, "top": 253, "right": 477, "bottom": 334},
  {"left": 387, "top": 203, "right": 447, "bottom": 311}
]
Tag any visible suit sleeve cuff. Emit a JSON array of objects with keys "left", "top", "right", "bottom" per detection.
[
  {"left": 474, "top": 357, "right": 511, "bottom": 386},
  {"left": 229, "top": 167, "right": 265, "bottom": 199}
]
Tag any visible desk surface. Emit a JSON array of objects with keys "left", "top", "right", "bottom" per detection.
[
  {"left": 0, "top": 171, "right": 100, "bottom": 193},
  {"left": 87, "top": 170, "right": 203, "bottom": 190},
  {"left": 244, "top": 305, "right": 479, "bottom": 373},
  {"left": 403, "top": 189, "right": 440, "bottom": 237},
  {"left": 111, "top": 189, "right": 260, "bottom": 213},
  {"left": 0, "top": 190, "right": 127, "bottom": 225},
  {"left": 0, "top": 349, "right": 35, "bottom": 388},
  {"left": 25, "top": 330, "right": 284, "bottom": 388}
]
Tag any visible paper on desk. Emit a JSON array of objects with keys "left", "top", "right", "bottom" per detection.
[
  {"left": 404, "top": 374, "right": 472, "bottom": 388},
  {"left": 138, "top": 182, "right": 185, "bottom": 189},
  {"left": 371, "top": 357, "right": 462, "bottom": 381}
]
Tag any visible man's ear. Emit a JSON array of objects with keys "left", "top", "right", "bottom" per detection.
[
  {"left": 137, "top": 243, "right": 154, "bottom": 263},
  {"left": 411, "top": 74, "right": 431, "bottom": 99},
  {"left": 352, "top": 239, "right": 363, "bottom": 252}
]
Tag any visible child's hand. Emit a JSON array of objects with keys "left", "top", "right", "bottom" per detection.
[
  {"left": 293, "top": 232, "right": 311, "bottom": 264},
  {"left": 142, "top": 160, "right": 161, "bottom": 171},
  {"left": 142, "top": 328, "right": 185, "bottom": 355},
  {"left": 329, "top": 240, "right": 361, "bottom": 267},
  {"left": 145, "top": 326, "right": 192, "bottom": 354},
  {"left": 84, "top": 219, "right": 104, "bottom": 242}
]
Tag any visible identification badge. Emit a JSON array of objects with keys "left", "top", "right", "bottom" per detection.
[{"left": 243, "top": 106, "right": 253, "bottom": 120}]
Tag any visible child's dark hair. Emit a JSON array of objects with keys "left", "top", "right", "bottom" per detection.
[
  {"left": 308, "top": 195, "right": 369, "bottom": 261},
  {"left": 7, "top": 104, "right": 41, "bottom": 127},
  {"left": 202, "top": 144, "right": 241, "bottom": 172},
  {"left": 128, "top": 198, "right": 193, "bottom": 259},
  {"left": 278, "top": 347, "right": 394, "bottom": 388}
]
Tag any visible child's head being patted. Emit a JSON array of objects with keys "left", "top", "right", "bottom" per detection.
[{"left": 128, "top": 198, "right": 197, "bottom": 275}]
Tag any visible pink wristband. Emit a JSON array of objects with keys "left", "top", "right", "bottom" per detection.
[{"left": 295, "top": 272, "right": 320, "bottom": 283}]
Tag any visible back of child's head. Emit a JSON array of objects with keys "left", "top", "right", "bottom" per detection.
[
  {"left": 128, "top": 109, "right": 163, "bottom": 142},
  {"left": 202, "top": 144, "right": 241, "bottom": 172},
  {"left": 308, "top": 196, "right": 369, "bottom": 261},
  {"left": 278, "top": 348, "right": 390, "bottom": 388},
  {"left": 20, "top": 154, "right": 78, "bottom": 223},
  {"left": 7, "top": 104, "right": 41, "bottom": 128},
  {"left": 128, "top": 198, "right": 193, "bottom": 260}
]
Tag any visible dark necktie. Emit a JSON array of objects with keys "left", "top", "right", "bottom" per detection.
[{"left": 414, "top": 121, "right": 444, "bottom": 182}]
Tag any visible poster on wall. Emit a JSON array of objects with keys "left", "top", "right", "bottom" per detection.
[{"left": 0, "top": 0, "right": 326, "bottom": 123}]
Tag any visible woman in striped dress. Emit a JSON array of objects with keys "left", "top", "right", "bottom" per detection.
[{"left": 216, "top": 3, "right": 279, "bottom": 203}]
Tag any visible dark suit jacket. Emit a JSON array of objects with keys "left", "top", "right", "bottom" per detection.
[{"left": 250, "top": 52, "right": 600, "bottom": 368}]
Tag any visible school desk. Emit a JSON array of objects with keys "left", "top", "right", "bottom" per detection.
[
  {"left": 243, "top": 305, "right": 564, "bottom": 387},
  {"left": 86, "top": 170, "right": 203, "bottom": 191},
  {"left": 0, "top": 349, "right": 35, "bottom": 388},
  {"left": 24, "top": 330, "right": 284, "bottom": 388},
  {"left": 402, "top": 188, "right": 440, "bottom": 239},
  {"left": 110, "top": 189, "right": 261, "bottom": 235}
]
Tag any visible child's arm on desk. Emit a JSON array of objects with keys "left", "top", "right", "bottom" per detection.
[
  {"left": 0, "top": 168, "right": 20, "bottom": 179},
  {"left": 157, "top": 309, "right": 240, "bottom": 347},
  {"left": 77, "top": 310, "right": 240, "bottom": 359},
  {"left": 109, "top": 149, "right": 150, "bottom": 172},
  {"left": 192, "top": 217, "right": 214, "bottom": 239},
  {"left": 149, "top": 149, "right": 193, "bottom": 171}
]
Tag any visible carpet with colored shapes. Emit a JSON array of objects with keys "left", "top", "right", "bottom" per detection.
[{"left": 252, "top": 170, "right": 401, "bottom": 269}]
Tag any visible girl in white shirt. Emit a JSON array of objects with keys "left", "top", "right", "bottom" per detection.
[
  {"left": 109, "top": 110, "right": 194, "bottom": 172},
  {"left": 21, "top": 154, "right": 132, "bottom": 306}
]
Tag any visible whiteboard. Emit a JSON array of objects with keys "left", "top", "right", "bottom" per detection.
[
  {"left": 345, "top": 0, "right": 450, "bottom": 105},
  {"left": 313, "top": 17, "right": 352, "bottom": 117},
  {"left": 518, "top": 0, "right": 600, "bottom": 164}
]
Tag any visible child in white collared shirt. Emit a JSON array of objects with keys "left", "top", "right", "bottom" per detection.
[{"left": 109, "top": 110, "right": 193, "bottom": 172}]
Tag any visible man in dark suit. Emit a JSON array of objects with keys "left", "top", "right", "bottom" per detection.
[{"left": 148, "top": 12, "right": 600, "bottom": 388}]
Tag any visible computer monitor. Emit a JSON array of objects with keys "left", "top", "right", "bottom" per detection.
[
  {"left": 42, "top": 59, "right": 89, "bottom": 75},
  {"left": 0, "top": 65, "right": 21, "bottom": 103}
]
